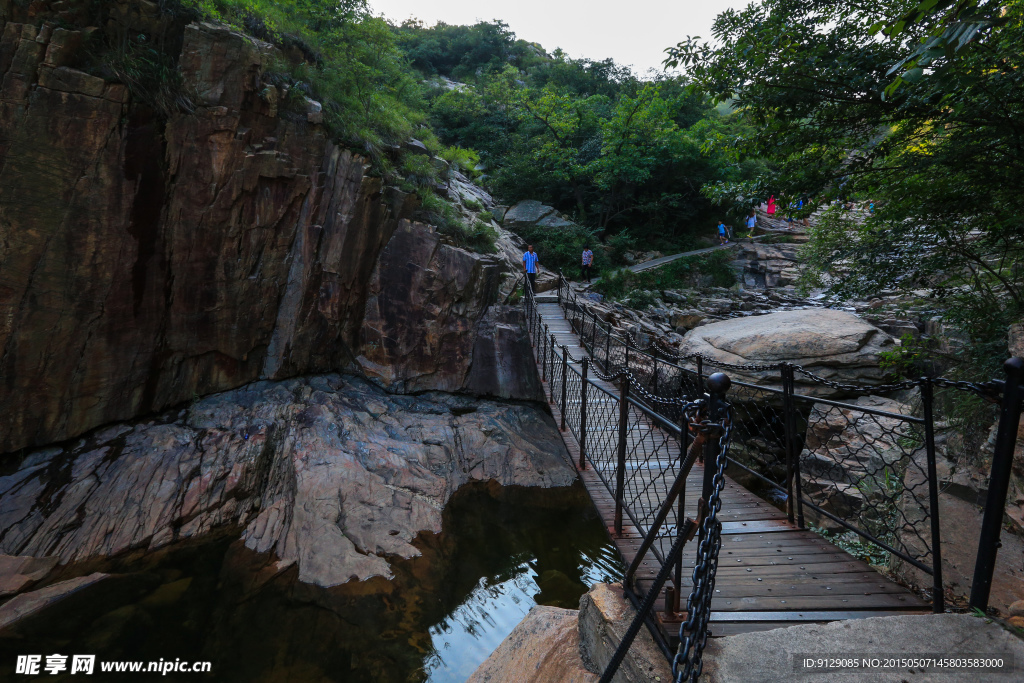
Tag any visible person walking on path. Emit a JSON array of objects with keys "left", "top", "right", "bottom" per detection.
[
  {"left": 766, "top": 195, "right": 776, "bottom": 218},
  {"left": 523, "top": 244, "right": 539, "bottom": 291},
  {"left": 717, "top": 220, "right": 729, "bottom": 245},
  {"left": 745, "top": 210, "right": 757, "bottom": 237},
  {"left": 581, "top": 245, "right": 594, "bottom": 283}
]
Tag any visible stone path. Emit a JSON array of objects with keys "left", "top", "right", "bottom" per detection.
[{"left": 530, "top": 297, "right": 929, "bottom": 641}]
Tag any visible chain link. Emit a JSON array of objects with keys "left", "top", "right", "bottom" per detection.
[{"left": 673, "top": 412, "right": 733, "bottom": 683}]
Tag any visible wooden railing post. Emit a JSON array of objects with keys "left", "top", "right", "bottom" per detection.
[
  {"left": 579, "top": 358, "right": 589, "bottom": 470},
  {"left": 615, "top": 374, "right": 630, "bottom": 536}
]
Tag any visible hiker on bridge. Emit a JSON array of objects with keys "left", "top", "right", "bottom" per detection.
[
  {"left": 581, "top": 245, "right": 594, "bottom": 283},
  {"left": 523, "top": 244, "right": 539, "bottom": 291}
]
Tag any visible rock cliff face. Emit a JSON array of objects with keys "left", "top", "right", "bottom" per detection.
[
  {"left": 0, "top": 374, "right": 575, "bottom": 587},
  {"left": 0, "top": 16, "right": 532, "bottom": 455}
]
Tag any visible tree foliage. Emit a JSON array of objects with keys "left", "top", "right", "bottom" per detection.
[{"left": 667, "top": 0, "right": 1024, "bottom": 370}]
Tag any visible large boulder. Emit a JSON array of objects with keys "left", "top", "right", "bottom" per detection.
[
  {"left": 467, "top": 606, "right": 597, "bottom": 683},
  {"left": 731, "top": 241, "right": 801, "bottom": 289},
  {"left": 469, "top": 583, "right": 670, "bottom": 683},
  {"left": 0, "top": 374, "right": 576, "bottom": 588},
  {"left": 502, "top": 200, "right": 556, "bottom": 229},
  {"left": 679, "top": 309, "right": 895, "bottom": 396},
  {"left": 357, "top": 221, "right": 520, "bottom": 394}
]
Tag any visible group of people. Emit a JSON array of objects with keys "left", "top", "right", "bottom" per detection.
[
  {"left": 521, "top": 243, "right": 595, "bottom": 289},
  {"left": 716, "top": 210, "right": 759, "bottom": 244}
]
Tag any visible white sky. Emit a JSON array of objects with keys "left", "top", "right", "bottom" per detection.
[{"left": 369, "top": 0, "right": 756, "bottom": 75}]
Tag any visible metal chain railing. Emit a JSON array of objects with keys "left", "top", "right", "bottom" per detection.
[{"left": 674, "top": 409, "right": 733, "bottom": 683}]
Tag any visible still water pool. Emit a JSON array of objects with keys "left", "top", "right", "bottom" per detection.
[{"left": 0, "top": 482, "right": 621, "bottom": 682}]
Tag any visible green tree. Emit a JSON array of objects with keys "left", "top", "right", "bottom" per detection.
[{"left": 667, "top": 0, "right": 1024, "bottom": 370}]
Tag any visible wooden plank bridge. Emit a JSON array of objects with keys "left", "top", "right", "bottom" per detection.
[{"left": 531, "top": 294, "right": 928, "bottom": 640}]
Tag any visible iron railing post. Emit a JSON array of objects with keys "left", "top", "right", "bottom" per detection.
[
  {"left": 598, "top": 523, "right": 694, "bottom": 683},
  {"left": 580, "top": 358, "right": 589, "bottom": 469},
  {"left": 701, "top": 374, "right": 731, "bottom": 547},
  {"left": 676, "top": 403, "right": 691, "bottom": 609},
  {"left": 781, "top": 363, "right": 797, "bottom": 525},
  {"left": 541, "top": 325, "right": 547, "bottom": 381},
  {"left": 653, "top": 356, "right": 659, "bottom": 395},
  {"left": 615, "top": 375, "right": 630, "bottom": 536},
  {"left": 696, "top": 356, "right": 704, "bottom": 395},
  {"left": 560, "top": 346, "right": 569, "bottom": 431},
  {"left": 970, "top": 357, "right": 1024, "bottom": 611},
  {"left": 920, "top": 377, "right": 944, "bottom": 614},
  {"left": 605, "top": 323, "right": 612, "bottom": 373},
  {"left": 549, "top": 334, "right": 557, "bottom": 404},
  {"left": 534, "top": 307, "right": 540, "bottom": 349}
]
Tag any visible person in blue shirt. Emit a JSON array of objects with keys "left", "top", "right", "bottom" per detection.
[
  {"left": 717, "top": 221, "right": 729, "bottom": 245},
  {"left": 581, "top": 245, "right": 594, "bottom": 283},
  {"left": 745, "top": 210, "right": 757, "bottom": 237},
  {"left": 523, "top": 245, "right": 539, "bottom": 291}
]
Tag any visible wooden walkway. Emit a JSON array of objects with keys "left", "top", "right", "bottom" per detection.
[{"left": 533, "top": 297, "right": 928, "bottom": 639}]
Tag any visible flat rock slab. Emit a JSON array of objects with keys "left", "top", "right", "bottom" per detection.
[{"left": 702, "top": 613, "right": 1024, "bottom": 682}]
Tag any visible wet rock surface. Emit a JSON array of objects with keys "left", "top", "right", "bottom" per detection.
[{"left": 0, "top": 374, "right": 575, "bottom": 587}]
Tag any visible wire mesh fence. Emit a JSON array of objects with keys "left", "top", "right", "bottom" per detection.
[{"left": 527, "top": 273, "right": 1023, "bottom": 679}]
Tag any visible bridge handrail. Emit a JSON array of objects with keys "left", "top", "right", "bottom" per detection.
[{"left": 519, "top": 271, "right": 1024, "bottom": 681}]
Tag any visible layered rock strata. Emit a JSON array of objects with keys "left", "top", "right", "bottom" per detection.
[
  {"left": 0, "top": 17, "right": 532, "bottom": 454},
  {"left": 0, "top": 374, "right": 575, "bottom": 587}
]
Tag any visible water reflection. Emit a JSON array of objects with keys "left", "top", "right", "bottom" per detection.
[{"left": 0, "top": 482, "right": 622, "bottom": 683}]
